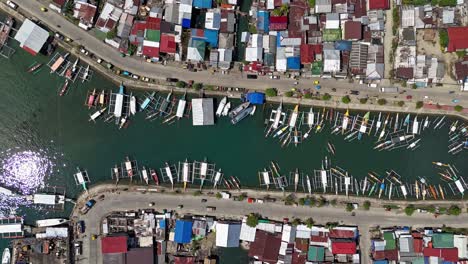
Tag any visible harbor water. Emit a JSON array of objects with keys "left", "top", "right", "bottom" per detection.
[{"left": 0, "top": 16, "right": 467, "bottom": 260}]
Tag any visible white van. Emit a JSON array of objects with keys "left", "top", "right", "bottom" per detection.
[{"left": 6, "top": 1, "right": 18, "bottom": 9}]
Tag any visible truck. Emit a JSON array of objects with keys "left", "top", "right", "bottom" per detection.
[
  {"left": 380, "top": 87, "right": 399, "bottom": 93},
  {"left": 80, "top": 199, "right": 96, "bottom": 214}
]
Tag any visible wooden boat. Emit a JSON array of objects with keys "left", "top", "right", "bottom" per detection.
[
  {"left": 59, "top": 80, "right": 69, "bottom": 96},
  {"left": 231, "top": 176, "right": 241, "bottom": 190},
  {"left": 0, "top": 16, "right": 14, "bottom": 46},
  {"left": 182, "top": 159, "right": 190, "bottom": 191},
  {"left": 113, "top": 165, "right": 120, "bottom": 183},
  {"left": 125, "top": 157, "right": 134, "bottom": 180},
  {"left": 271, "top": 161, "right": 280, "bottom": 176},
  {"left": 306, "top": 175, "right": 312, "bottom": 195},
  {"left": 141, "top": 167, "right": 149, "bottom": 185},
  {"left": 50, "top": 53, "right": 69, "bottom": 73},
  {"left": 415, "top": 180, "right": 420, "bottom": 199},
  {"left": 294, "top": 168, "right": 299, "bottom": 192},
  {"left": 130, "top": 96, "right": 137, "bottom": 115},
  {"left": 175, "top": 91, "right": 187, "bottom": 119},
  {"left": 81, "top": 65, "right": 90, "bottom": 83},
  {"left": 2, "top": 248, "right": 10, "bottom": 264},
  {"left": 327, "top": 142, "right": 336, "bottom": 155},
  {"left": 213, "top": 169, "right": 222, "bottom": 189},
  {"left": 229, "top": 102, "right": 250, "bottom": 118},
  {"left": 99, "top": 90, "right": 105, "bottom": 106},
  {"left": 288, "top": 105, "right": 299, "bottom": 129},
  {"left": 439, "top": 184, "right": 445, "bottom": 200},
  {"left": 141, "top": 92, "right": 156, "bottom": 111},
  {"left": 87, "top": 89, "right": 96, "bottom": 109},
  {"left": 118, "top": 115, "right": 127, "bottom": 130},
  {"left": 150, "top": 169, "right": 159, "bottom": 185},
  {"left": 164, "top": 162, "right": 174, "bottom": 189},
  {"left": 222, "top": 102, "right": 231, "bottom": 116},
  {"left": 89, "top": 107, "right": 107, "bottom": 122},
  {"left": 342, "top": 109, "right": 350, "bottom": 134},
  {"left": 216, "top": 97, "right": 227, "bottom": 116},
  {"left": 27, "top": 62, "right": 43, "bottom": 73},
  {"left": 223, "top": 178, "right": 231, "bottom": 189}
]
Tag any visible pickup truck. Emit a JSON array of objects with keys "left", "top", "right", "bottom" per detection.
[{"left": 80, "top": 199, "right": 96, "bottom": 214}]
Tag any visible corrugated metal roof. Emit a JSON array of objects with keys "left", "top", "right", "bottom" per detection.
[
  {"left": 14, "top": 19, "right": 49, "bottom": 55},
  {"left": 101, "top": 236, "right": 128, "bottom": 254},
  {"left": 216, "top": 222, "right": 241, "bottom": 247},
  {"left": 432, "top": 233, "right": 454, "bottom": 249},
  {"left": 174, "top": 220, "right": 193, "bottom": 243},
  {"left": 191, "top": 98, "right": 214, "bottom": 126}
]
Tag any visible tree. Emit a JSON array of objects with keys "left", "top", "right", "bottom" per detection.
[
  {"left": 64, "top": 1, "right": 74, "bottom": 15},
  {"left": 193, "top": 190, "right": 202, "bottom": 196},
  {"left": 448, "top": 205, "right": 461, "bottom": 216},
  {"left": 238, "top": 193, "right": 246, "bottom": 201},
  {"left": 291, "top": 218, "right": 301, "bottom": 226},
  {"left": 246, "top": 213, "right": 259, "bottom": 227},
  {"left": 326, "top": 222, "right": 339, "bottom": 229},
  {"left": 363, "top": 201, "right": 371, "bottom": 210},
  {"left": 322, "top": 93, "right": 332, "bottom": 101},
  {"left": 456, "top": 50, "right": 466, "bottom": 58},
  {"left": 284, "top": 91, "right": 294, "bottom": 97},
  {"left": 405, "top": 204, "right": 416, "bottom": 216},
  {"left": 377, "top": 99, "right": 387, "bottom": 105},
  {"left": 439, "top": 29, "right": 449, "bottom": 49},
  {"left": 397, "top": 101, "right": 405, "bottom": 107},
  {"left": 330, "top": 199, "right": 337, "bottom": 206},
  {"left": 248, "top": 24, "right": 257, "bottom": 34},
  {"left": 176, "top": 81, "right": 187, "bottom": 88},
  {"left": 298, "top": 197, "right": 306, "bottom": 206},
  {"left": 284, "top": 194, "right": 296, "bottom": 205},
  {"left": 346, "top": 203, "right": 354, "bottom": 212},
  {"left": 360, "top": 98, "right": 368, "bottom": 104},
  {"left": 106, "top": 27, "right": 117, "bottom": 39},
  {"left": 416, "top": 101, "right": 424, "bottom": 109},
  {"left": 215, "top": 192, "right": 222, "bottom": 199},
  {"left": 341, "top": 96, "right": 351, "bottom": 104},
  {"left": 431, "top": 0, "right": 439, "bottom": 5},
  {"left": 265, "top": 88, "right": 278, "bottom": 97},
  {"left": 309, "top": 196, "right": 317, "bottom": 207},
  {"left": 454, "top": 105, "right": 463, "bottom": 112},
  {"left": 127, "top": 44, "right": 137, "bottom": 55},
  {"left": 305, "top": 217, "right": 315, "bottom": 228},
  {"left": 308, "top": 0, "right": 316, "bottom": 7},
  {"left": 317, "top": 196, "right": 326, "bottom": 207},
  {"left": 303, "top": 93, "right": 313, "bottom": 99},
  {"left": 193, "top": 83, "right": 203, "bottom": 90}
]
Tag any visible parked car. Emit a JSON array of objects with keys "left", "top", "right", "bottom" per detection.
[
  {"left": 74, "top": 242, "right": 82, "bottom": 256},
  {"left": 201, "top": 199, "right": 207, "bottom": 203},
  {"left": 246, "top": 74, "right": 258, "bottom": 79},
  {"left": 166, "top": 78, "right": 178, "bottom": 82},
  {"left": 177, "top": 204, "right": 183, "bottom": 209},
  {"left": 80, "top": 199, "right": 96, "bottom": 214},
  {"left": 206, "top": 206, "right": 216, "bottom": 212},
  {"left": 77, "top": 221, "right": 85, "bottom": 234},
  {"left": 350, "top": 90, "right": 360, "bottom": 95},
  {"left": 6, "top": 1, "right": 18, "bottom": 9},
  {"left": 452, "top": 99, "right": 459, "bottom": 103}
]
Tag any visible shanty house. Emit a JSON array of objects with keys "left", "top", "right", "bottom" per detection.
[
  {"left": 216, "top": 222, "right": 241, "bottom": 247},
  {"left": 95, "top": 3, "right": 123, "bottom": 33},
  {"left": 73, "top": 2, "right": 97, "bottom": 30}
]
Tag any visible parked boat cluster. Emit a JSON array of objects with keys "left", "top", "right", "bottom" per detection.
[
  {"left": 111, "top": 156, "right": 239, "bottom": 192},
  {"left": 258, "top": 158, "right": 467, "bottom": 200}
]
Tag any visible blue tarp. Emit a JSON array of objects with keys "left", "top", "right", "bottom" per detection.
[
  {"left": 373, "top": 260, "right": 388, "bottom": 264},
  {"left": 287, "top": 56, "right": 300, "bottom": 70},
  {"left": 182, "top": 18, "right": 191, "bottom": 28},
  {"left": 159, "top": 219, "right": 166, "bottom": 228},
  {"left": 257, "top": 11, "right": 269, "bottom": 33},
  {"left": 193, "top": 0, "right": 212, "bottom": 8},
  {"left": 174, "top": 220, "right": 193, "bottom": 244},
  {"left": 246, "top": 92, "right": 265, "bottom": 104},
  {"left": 204, "top": 29, "right": 219, "bottom": 48},
  {"left": 334, "top": 40, "right": 352, "bottom": 51}
]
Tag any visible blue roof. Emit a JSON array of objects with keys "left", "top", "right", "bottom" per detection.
[
  {"left": 246, "top": 92, "right": 265, "bottom": 104},
  {"left": 257, "top": 11, "right": 269, "bottom": 33},
  {"left": 287, "top": 56, "right": 301, "bottom": 70},
  {"left": 182, "top": 18, "right": 191, "bottom": 28},
  {"left": 277, "top": 32, "right": 282, "bottom": 47},
  {"left": 334, "top": 40, "right": 352, "bottom": 51},
  {"left": 373, "top": 261, "right": 388, "bottom": 264},
  {"left": 159, "top": 219, "right": 166, "bottom": 228},
  {"left": 174, "top": 220, "right": 193, "bottom": 243},
  {"left": 204, "top": 29, "right": 219, "bottom": 48},
  {"left": 193, "top": 0, "right": 212, "bottom": 8}
]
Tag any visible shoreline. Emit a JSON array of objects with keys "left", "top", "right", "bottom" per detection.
[{"left": 2, "top": 4, "right": 468, "bottom": 121}]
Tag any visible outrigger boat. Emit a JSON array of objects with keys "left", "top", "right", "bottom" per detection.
[
  {"left": 216, "top": 97, "right": 227, "bottom": 116},
  {"left": 213, "top": 169, "right": 222, "bottom": 189},
  {"left": 141, "top": 92, "right": 156, "bottom": 111},
  {"left": 306, "top": 175, "right": 312, "bottom": 195},
  {"left": 59, "top": 80, "right": 70, "bottom": 96},
  {"left": 159, "top": 90, "right": 173, "bottom": 115},
  {"left": 266, "top": 101, "right": 285, "bottom": 137},
  {"left": 375, "top": 112, "right": 382, "bottom": 136},
  {"left": 125, "top": 157, "right": 134, "bottom": 181},
  {"left": 99, "top": 90, "right": 106, "bottom": 106},
  {"left": 65, "top": 58, "right": 79, "bottom": 79},
  {"left": 141, "top": 167, "right": 149, "bottom": 185},
  {"left": 342, "top": 109, "right": 350, "bottom": 134},
  {"left": 0, "top": 16, "right": 13, "bottom": 46},
  {"left": 130, "top": 96, "right": 137, "bottom": 115},
  {"left": 357, "top": 112, "right": 370, "bottom": 140},
  {"left": 288, "top": 105, "right": 300, "bottom": 129},
  {"left": 407, "top": 138, "right": 421, "bottom": 150},
  {"left": 150, "top": 169, "right": 159, "bottom": 185},
  {"left": 2, "top": 248, "right": 10, "bottom": 264},
  {"left": 175, "top": 91, "right": 187, "bottom": 119},
  {"left": 81, "top": 65, "right": 90, "bottom": 83},
  {"left": 89, "top": 107, "right": 107, "bottom": 122},
  {"left": 327, "top": 142, "right": 336, "bottom": 155},
  {"left": 87, "top": 89, "right": 96, "bottom": 109},
  {"left": 164, "top": 162, "right": 174, "bottom": 189},
  {"left": 434, "top": 116, "right": 446, "bottom": 129},
  {"left": 222, "top": 102, "right": 231, "bottom": 116},
  {"left": 394, "top": 113, "right": 399, "bottom": 132},
  {"left": 415, "top": 180, "right": 420, "bottom": 199},
  {"left": 50, "top": 53, "right": 69, "bottom": 73},
  {"left": 294, "top": 168, "right": 299, "bottom": 192},
  {"left": 182, "top": 159, "right": 190, "bottom": 191}
]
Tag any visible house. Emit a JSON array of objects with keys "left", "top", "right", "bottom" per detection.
[
  {"left": 187, "top": 38, "right": 206, "bottom": 61},
  {"left": 308, "top": 246, "right": 325, "bottom": 262},
  {"left": 300, "top": 44, "right": 322, "bottom": 64},
  {"left": 216, "top": 222, "right": 241, "bottom": 247},
  {"left": 368, "top": 0, "right": 389, "bottom": 10},
  {"left": 401, "top": 6, "right": 415, "bottom": 28},
  {"left": 350, "top": 42, "right": 368, "bottom": 75},
  {"left": 366, "top": 44, "right": 384, "bottom": 80},
  {"left": 269, "top": 16, "right": 288, "bottom": 31},
  {"left": 220, "top": 10, "right": 236, "bottom": 33},
  {"left": 343, "top": 21, "right": 362, "bottom": 40},
  {"left": 14, "top": 19, "right": 49, "bottom": 56},
  {"left": 315, "top": 0, "right": 332, "bottom": 13},
  {"left": 248, "top": 230, "right": 282, "bottom": 263},
  {"left": 73, "top": 2, "right": 97, "bottom": 30},
  {"left": 258, "top": 11, "right": 270, "bottom": 33},
  {"left": 323, "top": 48, "right": 341, "bottom": 73},
  {"left": 331, "top": 241, "right": 357, "bottom": 255},
  {"left": 432, "top": 233, "right": 454, "bottom": 248},
  {"left": 453, "top": 235, "right": 468, "bottom": 259},
  {"left": 454, "top": 56, "right": 468, "bottom": 81},
  {"left": 325, "top": 13, "right": 340, "bottom": 29},
  {"left": 246, "top": 47, "right": 263, "bottom": 62},
  {"left": 49, "top": 0, "right": 67, "bottom": 13},
  {"left": 447, "top": 27, "right": 468, "bottom": 52},
  {"left": 174, "top": 220, "right": 193, "bottom": 243},
  {"left": 141, "top": 18, "right": 162, "bottom": 59},
  {"left": 205, "top": 9, "right": 221, "bottom": 30},
  {"left": 117, "top": 13, "right": 134, "bottom": 39},
  {"left": 163, "top": 2, "right": 179, "bottom": 24},
  {"left": 101, "top": 236, "right": 128, "bottom": 254},
  {"left": 160, "top": 34, "right": 177, "bottom": 54},
  {"left": 218, "top": 48, "right": 233, "bottom": 69},
  {"left": 442, "top": 8, "right": 455, "bottom": 25},
  {"left": 193, "top": 0, "right": 212, "bottom": 9},
  {"left": 179, "top": 0, "right": 193, "bottom": 28},
  {"left": 400, "top": 28, "right": 416, "bottom": 46},
  {"left": 95, "top": 3, "right": 123, "bottom": 33},
  {"left": 123, "top": 0, "right": 139, "bottom": 15},
  {"left": 423, "top": 248, "right": 458, "bottom": 262}
]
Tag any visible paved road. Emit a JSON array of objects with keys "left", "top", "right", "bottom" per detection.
[
  {"left": 73, "top": 188, "right": 468, "bottom": 264},
  {"left": 10, "top": 0, "right": 468, "bottom": 109}
]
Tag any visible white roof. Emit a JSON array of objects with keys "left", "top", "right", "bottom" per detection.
[
  {"left": 187, "top": 47, "right": 204, "bottom": 61},
  {"left": 373, "top": 240, "right": 386, "bottom": 251},
  {"left": 323, "top": 49, "right": 341, "bottom": 72},
  {"left": 454, "top": 235, "right": 468, "bottom": 259},
  {"left": 280, "top": 38, "right": 301, "bottom": 46},
  {"left": 0, "top": 223, "right": 22, "bottom": 233},
  {"left": 325, "top": 13, "right": 340, "bottom": 29},
  {"left": 14, "top": 19, "right": 49, "bottom": 55},
  {"left": 36, "top": 227, "right": 68, "bottom": 238},
  {"left": 192, "top": 98, "right": 214, "bottom": 126},
  {"left": 205, "top": 10, "right": 221, "bottom": 30},
  {"left": 267, "top": 0, "right": 274, "bottom": 9},
  {"left": 143, "top": 40, "right": 160, "bottom": 48},
  {"left": 216, "top": 222, "right": 241, "bottom": 247},
  {"left": 276, "top": 47, "right": 287, "bottom": 72},
  {"left": 401, "top": 7, "right": 415, "bottom": 28},
  {"left": 282, "top": 225, "right": 296, "bottom": 243},
  {"left": 257, "top": 222, "right": 276, "bottom": 233},
  {"left": 251, "top": 34, "right": 263, "bottom": 48},
  {"left": 33, "top": 194, "right": 57, "bottom": 205},
  {"left": 295, "top": 225, "right": 311, "bottom": 239},
  {"left": 245, "top": 47, "right": 262, "bottom": 62},
  {"left": 240, "top": 222, "right": 257, "bottom": 242},
  {"left": 443, "top": 9, "right": 455, "bottom": 24},
  {"left": 218, "top": 48, "right": 233, "bottom": 62}
]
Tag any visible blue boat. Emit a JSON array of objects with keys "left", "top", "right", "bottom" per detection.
[{"left": 140, "top": 92, "right": 156, "bottom": 111}]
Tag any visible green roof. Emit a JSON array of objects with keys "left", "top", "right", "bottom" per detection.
[
  {"left": 308, "top": 246, "right": 325, "bottom": 261},
  {"left": 383, "top": 232, "right": 396, "bottom": 250},
  {"left": 432, "top": 233, "right": 454, "bottom": 248},
  {"left": 311, "top": 61, "right": 323, "bottom": 75},
  {"left": 412, "top": 257, "right": 425, "bottom": 264},
  {"left": 322, "top": 29, "right": 342, "bottom": 42},
  {"left": 145, "top": 29, "right": 160, "bottom": 42}
]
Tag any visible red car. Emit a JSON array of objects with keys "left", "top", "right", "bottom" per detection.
[{"left": 406, "top": 95, "right": 413, "bottom": 100}]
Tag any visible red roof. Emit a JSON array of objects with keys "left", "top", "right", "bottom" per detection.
[
  {"left": 53, "top": 0, "right": 67, "bottom": 7},
  {"left": 23, "top": 45, "right": 38, "bottom": 56},
  {"left": 142, "top": 46, "right": 160, "bottom": 58},
  {"left": 368, "top": 0, "right": 389, "bottom": 10},
  {"left": 146, "top": 17, "right": 161, "bottom": 30},
  {"left": 423, "top": 248, "right": 458, "bottom": 262},
  {"left": 248, "top": 230, "right": 282, "bottom": 263},
  {"left": 413, "top": 238, "right": 423, "bottom": 253},
  {"left": 300, "top": 44, "right": 322, "bottom": 64},
  {"left": 447, "top": 27, "right": 468, "bottom": 52},
  {"left": 331, "top": 241, "right": 356, "bottom": 254},
  {"left": 329, "top": 229, "right": 355, "bottom": 239},
  {"left": 288, "top": 1, "right": 307, "bottom": 38},
  {"left": 74, "top": 3, "right": 97, "bottom": 25},
  {"left": 269, "top": 16, "right": 288, "bottom": 30},
  {"left": 101, "top": 236, "right": 128, "bottom": 254},
  {"left": 174, "top": 256, "right": 195, "bottom": 264},
  {"left": 160, "top": 34, "right": 176, "bottom": 53},
  {"left": 344, "top": 21, "right": 362, "bottom": 40},
  {"left": 292, "top": 252, "right": 307, "bottom": 264}
]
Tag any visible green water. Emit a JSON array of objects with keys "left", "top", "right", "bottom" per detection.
[{"left": 0, "top": 14, "right": 467, "bottom": 259}]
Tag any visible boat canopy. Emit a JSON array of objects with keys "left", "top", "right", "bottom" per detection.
[
  {"left": 246, "top": 92, "right": 265, "bottom": 105},
  {"left": 33, "top": 194, "right": 57, "bottom": 205}
]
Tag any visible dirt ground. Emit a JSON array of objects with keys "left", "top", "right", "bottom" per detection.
[{"left": 416, "top": 30, "right": 458, "bottom": 86}]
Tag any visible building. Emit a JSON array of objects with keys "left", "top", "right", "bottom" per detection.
[
  {"left": 126, "top": 248, "right": 154, "bottom": 264},
  {"left": 205, "top": 9, "right": 221, "bottom": 30},
  {"left": 174, "top": 220, "right": 193, "bottom": 243},
  {"left": 315, "top": 0, "right": 332, "bottom": 13},
  {"left": 14, "top": 19, "right": 49, "bottom": 56},
  {"left": 323, "top": 49, "right": 340, "bottom": 73},
  {"left": 368, "top": 0, "right": 390, "bottom": 10},
  {"left": 191, "top": 98, "right": 214, "bottom": 126},
  {"left": 447, "top": 27, "right": 468, "bottom": 52},
  {"left": 101, "top": 236, "right": 128, "bottom": 254},
  {"left": 216, "top": 222, "right": 241, "bottom": 247},
  {"left": 73, "top": 2, "right": 98, "bottom": 30},
  {"left": 343, "top": 21, "right": 362, "bottom": 40},
  {"left": 248, "top": 230, "right": 282, "bottom": 263},
  {"left": 95, "top": 3, "right": 123, "bottom": 33},
  {"left": 187, "top": 38, "right": 206, "bottom": 61}
]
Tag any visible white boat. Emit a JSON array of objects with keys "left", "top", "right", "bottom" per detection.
[
  {"left": 213, "top": 169, "right": 222, "bottom": 189},
  {"left": 89, "top": 107, "right": 107, "bottom": 122},
  {"left": 222, "top": 102, "right": 231, "bottom": 116},
  {"left": 119, "top": 116, "right": 127, "bottom": 130},
  {"left": 141, "top": 167, "right": 149, "bottom": 185},
  {"left": 306, "top": 175, "right": 312, "bottom": 195},
  {"left": 250, "top": 105, "right": 256, "bottom": 115},
  {"left": 216, "top": 97, "right": 227, "bottom": 116},
  {"left": 176, "top": 92, "right": 187, "bottom": 119},
  {"left": 36, "top": 218, "right": 68, "bottom": 227},
  {"left": 130, "top": 96, "right": 137, "bottom": 115},
  {"left": 271, "top": 102, "right": 285, "bottom": 129},
  {"left": 81, "top": 65, "right": 90, "bottom": 83},
  {"left": 164, "top": 163, "right": 174, "bottom": 188},
  {"left": 2, "top": 248, "right": 10, "bottom": 264}
]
